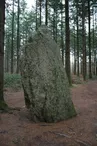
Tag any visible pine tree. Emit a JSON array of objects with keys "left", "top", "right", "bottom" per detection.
[
  {"left": 16, "top": 0, "right": 20, "bottom": 73},
  {"left": 0, "top": 0, "right": 7, "bottom": 109},
  {"left": 82, "top": 0, "right": 86, "bottom": 81},
  {"left": 11, "top": 0, "right": 15, "bottom": 73},
  {"left": 65, "top": 0, "right": 72, "bottom": 85}
]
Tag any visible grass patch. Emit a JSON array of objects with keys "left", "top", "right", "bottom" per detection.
[{"left": 4, "top": 73, "right": 22, "bottom": 90}]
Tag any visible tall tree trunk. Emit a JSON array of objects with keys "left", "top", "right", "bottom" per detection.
[
  {"left": 36, "top": 0, "right": 38, "bottom": 30},
  {"left": 45, "top": 0, "right": 48, "bottom": 25},
  {"left": 61, "top": 1, "right": 64, "bottom": 65},
  {"left": 16, "top": 0, "right": 20, "bottom": 73},
  {"left": 0, "top": 0, "right": 5, "bottom": 101},
  {"left": 95, "top": 9, "right": 97, "bottom": 75},
  {"left": 73, "top": 25, "right": 76, "bottom": 75},
  {"left": 65, "top": 0, "right": 72, "bottom": 85},
  {"left": 4, "top": 32, "right": 7, "bottom": 72},
  {"left": 82, "top": 0, "right": 86, "bottom": 81},
  {"left": 55, "top": 9, "right": 57, "bottom": 43},
  {"left": 76, "top": 2, "right": 79, "bottom": 76},
  {"left": 6, "top": 36, "right": 10, "bottom": 73},
  {"left": 92, "top": 8, "right": 95, "bottom": 75},
  {"left": 53, "top": 1, "right": 58, "bottom": 43},
  {"left": 53, "top": 9, "right": 56, "bottom": 41},
  {"left": 0, "top": 0, "right": 7, "bottom": 108},
  {"left": 39, "top": 0, "right": 42, "bottom": 26},
  {"left": 5, "top": 34, "right": 10, "bottom": 73},
  {"left": 11, "top": 0, "right": 15, "bottom": 73},
  {"left": 88, "top": 0, "right": 92, "bottom": 78}
]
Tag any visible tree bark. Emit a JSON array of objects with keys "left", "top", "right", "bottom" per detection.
[
  {"left": 65, "top": 0, "right": 72, "bottom": 85},
  {"left": 0, "top": 0, "right": 5, "bottom": 101},
  {"left": 36, "top": 0, "right": 38, "bottom": 30},
  {"left": 61, "top": 1, "right": 64, "bottom": 65},
  {"left": 45, "top": 0, "right": 48, "bottom": 26},
  {"left": 0, "top": 0, "right": 7, "bottom": 109},
  {"left": 39, "top": 0, "right": 42, "bottom": 26},
  {"left": 16, "top": 0, "right": 20, "bottom": 73},
  {"left": 92, "top": 8, "right": 95, "bottom": 75},
  {"left": 11, "top": 0, "right": 15, "bottom": 73},
  {"left": 82, "top": 0, "right": 86, "bottom": 81},
  {"left": 88, "top": 0, "right": 92, "bottom": 78},
  {"left": 5, "top": 33, "right": 10, "bottom": 73},
  {"left": 76, "top": 2, "right": 79, "bottom": 76},
  {"left": 73, "top": 25, "right": 76, "bottom": 75}
]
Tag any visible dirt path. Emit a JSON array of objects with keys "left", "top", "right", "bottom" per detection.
[{"left": 0, "top": 80, "right": 97, "bottom": 146}]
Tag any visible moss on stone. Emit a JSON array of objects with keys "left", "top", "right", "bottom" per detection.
[{"left": 21, "top": 26, "right": 77, "bottom": 122}]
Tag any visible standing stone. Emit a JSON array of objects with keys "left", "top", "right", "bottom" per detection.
[{"left": 21, "top": 26, "right": 76, "bottom": 122}]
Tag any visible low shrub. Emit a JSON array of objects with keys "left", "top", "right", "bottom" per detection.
[
  {"left": 4, "top": 73, "right": 22, "bottom": 90},
  {"left": 72, "top": 75, "right": 83, "bottom": 84}
]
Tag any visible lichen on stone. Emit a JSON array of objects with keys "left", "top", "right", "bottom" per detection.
[{"left": 21, "top": 26, "right": 76, "bottom": 122}]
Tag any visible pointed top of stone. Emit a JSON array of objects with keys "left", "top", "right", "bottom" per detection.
[
  {"left": 21, "top": 24, "right": 76, "bottom": 122},
  {"left": 38, "top": 25, "right": 52, "bottom": 36}
]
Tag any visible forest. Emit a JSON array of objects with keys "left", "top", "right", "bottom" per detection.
[{"left": 0, "top": 0, "right": 97, "bottom": 146}]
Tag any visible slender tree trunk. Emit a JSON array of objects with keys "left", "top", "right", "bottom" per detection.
[
  {"left": 82, "top": 0, "right": 86, "bottom": 81},
  {"left": 88, "top": 0, "right": 92, "bottom": 78},
  {"left": 5, "top": 34, "right": 10, "bottom": 72},
  {"left": 0, "top": 0, "right": 5, "bottom": 101},
  {"left": 65, "top": 0, "right": 72, "bottom": 85},
  {"left": 39, "top": 0, "right": 42, "bottom": 26},
  {"left": 81, "top": 58, "right": 83, "bottom": 74},
  {"left": 6, "top": 37, "right": 10, "bottom": 73},
  {"left": 22, "top": 6, "right": 25, "bottom": 46},
  {"left": 4, "top": 32, "right": 7, "bottom": 72},
  {"left": 94, "top": 50, "right": 96, "bottom": 75},
  {"left": 53, "top": 9, "right": 56, "bottom": 41},
  {"left": 16, "top": 0, "right": 20, "bottom": 73},
  {"left": 73, "top": 25, "right": 76, "bottom": 75},
  {"left": 95, "top": 9, "right": 97, "bottom": 75},
  {"left": 53, "top": 1, "right": 58, "bottom": 42},
  {"left": 36, "top": 0, "right": 38, "bottom": 30},
  {"left": 92, "top": 8, "right": 95, "bottom": 75},
  {"left": 55, "top": 9, "right": 57, "bottom": 43},
  {"left": 0, "top": 0, "right": 7, "bottom": 108},
  {"left": 45, "top": 0, "right": 48, "bottom": 26},
  {"left": 76, "top": 2, "right": 79, "bottom": 76},
  {"left": 61, "top": 1, "right": 64, "bottom": 65},
  {"left": 22, "top": 24, "right": 25, "bottom": 45},
  {"left": 11, "top": 0, "right": 15, "bottom": 73}
]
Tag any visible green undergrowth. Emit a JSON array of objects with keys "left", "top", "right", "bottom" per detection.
[
  {"left": 90, "top": 75, "right": 97, "bottom": 80},
  {"left": 71, "top": 75, "right": 97, "bottom": 88},
  {"left": 0, "top": 102, "right": 21, "bottom": 113},
  {"left": 71, "top": 75, "right": 83, "bottom": 85},
  {"left": 0, "top": 101, "right": 8, "bottom": 112},
  {"left": 4, "top": 73, "right": 22, "bottom": 90}
]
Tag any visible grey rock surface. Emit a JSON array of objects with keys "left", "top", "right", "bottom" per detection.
[{"left": 21, "top": 26, "right": 76, "bottom": 122}]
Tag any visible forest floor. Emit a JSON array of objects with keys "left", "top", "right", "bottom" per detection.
[{"left": 0, "top": 80, "right": 97, "bottom": 146}]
